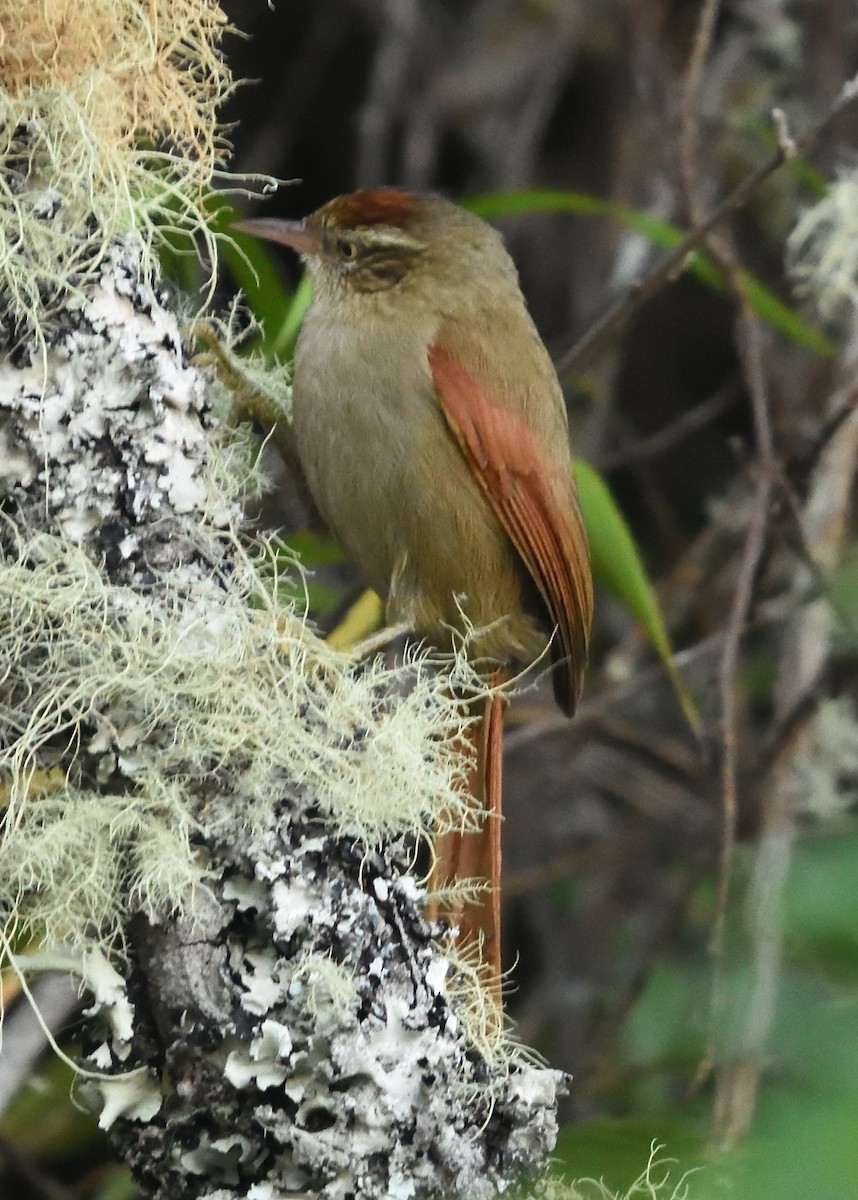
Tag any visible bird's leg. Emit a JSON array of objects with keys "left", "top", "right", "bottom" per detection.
[{"left": 188, "top": 320, "right": 303, "bottom": 479}]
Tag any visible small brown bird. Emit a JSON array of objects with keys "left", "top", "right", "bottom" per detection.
[{"left": 236, "top": 189, "right": 593, "bottom": 981}]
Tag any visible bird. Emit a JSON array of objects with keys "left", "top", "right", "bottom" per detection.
[{"left": 235, "top": 189, "right": 593, "bottom": 988}]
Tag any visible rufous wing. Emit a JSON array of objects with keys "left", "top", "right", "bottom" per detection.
[{"left": 428, "top": 342, "right": 593, "bottom": 715}]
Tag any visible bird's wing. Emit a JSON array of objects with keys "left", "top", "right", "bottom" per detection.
[{"left": 428, "top": 340, "right": 592, "bottom": 715}]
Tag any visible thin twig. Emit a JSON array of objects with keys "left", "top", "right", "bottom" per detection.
[
  {"left": 713, "top": 364, "right": 858, "bottom": 1149},
  {"left": 600, "top": 377, "right": 742, "bottom": 470},
  {"left": 555, "top": 71, "right": 858, "bottom": 380},
  {"left": 673, "top": 2, "right": 784, "bottom": 1145},
  {"left": 677, "top": 0, "right": 722, "bottom": 226},
  {"left": 713, "top": 299, "right": 776, "bottom": 965},
  {"left": 671, "top": 0, "right": 777, "bottom": 977},
  {"left": 505, "top": 598, "right": 791, "bottom": 757}
]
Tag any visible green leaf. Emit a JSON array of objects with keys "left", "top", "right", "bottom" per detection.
[
  {"left": 270, "top": 271, "right": 314, "bottom": 360},
  {"left": 738, "top": 270, "right": 834, "bottom": 356},
  {"left": 466, "top": 189, "right": 606, "bottom": 221},
  {"left": 157, "top": 226, "right": 203, "bottom": 294},
  {"left": 276, "top": 531, "right": 345, "bottom": 568},
  {"left": 253, "top": 533, "right": 346, "bottom": 619},
  {"left": 574, "top": 458, "right": 700, "bottom": 733},
  {"left": 467, "top": 189, "right": 835, "bottom": 358}
]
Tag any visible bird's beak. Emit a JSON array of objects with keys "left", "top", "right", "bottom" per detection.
[{"left": 232, "top": 217, "right": 324, "bottom": 258}]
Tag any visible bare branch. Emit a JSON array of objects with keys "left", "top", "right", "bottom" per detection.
[{"left": 555, "top": 73, "right": 858, "bottom": 380}]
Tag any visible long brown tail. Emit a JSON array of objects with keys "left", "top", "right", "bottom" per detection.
[{"left": 429, "top": 680, "right": 505, "bottom": 990}]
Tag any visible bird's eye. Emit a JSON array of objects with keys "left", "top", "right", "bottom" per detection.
[{"left": 337, "top": 238, "right": 359, "bottom": 262}]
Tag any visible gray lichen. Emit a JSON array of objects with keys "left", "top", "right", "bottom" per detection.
[
  {"left": 94, "top": 808, "right": 563, "bottom": 1200},
  {"left": 0, "top": 237, "right": 231, "bottom": 572}
]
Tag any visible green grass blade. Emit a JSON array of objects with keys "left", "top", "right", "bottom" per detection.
[
  {"left": 467, "top": 189, "right": 835, "bottom": 358},
  {"left": 270, "top": 272, "right": 314, "bottom": 360},
  {"left": 574, "top": 458, "right": 701, "bottom": 733}
]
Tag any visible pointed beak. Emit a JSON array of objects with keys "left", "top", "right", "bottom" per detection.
[{"left": 232, "top": 217, "right": 324, "bottom": 258}]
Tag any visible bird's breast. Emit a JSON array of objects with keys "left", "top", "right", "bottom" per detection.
[{"left": 291, "top": 313, "right": 543, "bottom": 661}]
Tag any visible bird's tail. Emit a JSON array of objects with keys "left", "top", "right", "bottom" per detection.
[{"left": 429, "top": 679, "right": 505, "bottom": 993}]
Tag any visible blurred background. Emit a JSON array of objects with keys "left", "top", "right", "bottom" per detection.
[{"left": 3, "top": 1, "right": 858, "bottom": 1197}]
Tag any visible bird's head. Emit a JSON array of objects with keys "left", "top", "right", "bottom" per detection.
[{"left": 234, "top": 188, "right": 512, "bottom": 302}]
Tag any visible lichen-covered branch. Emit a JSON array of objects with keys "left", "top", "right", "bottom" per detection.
[{"left": 0, "top": 5, "right": 565, "bottom": 1192}]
